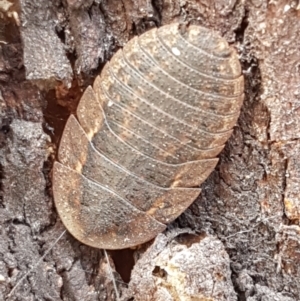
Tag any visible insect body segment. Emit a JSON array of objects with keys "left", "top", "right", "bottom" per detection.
[{"left": 53, "top": 23, "right": 244, "bottom": 249}]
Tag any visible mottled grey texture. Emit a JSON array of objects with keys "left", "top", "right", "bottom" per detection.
[
  {"left": 68, "top": 3, "right": 107, "bottom": 76},
  {"left": 19, "top": 0, "right": 72, "bottom": 84},
  {"left": 1, "top": 119, "right": 51, "bottom": 231},
  {"left": 247, "top": 284, "right": 295, "bottom": 301}
]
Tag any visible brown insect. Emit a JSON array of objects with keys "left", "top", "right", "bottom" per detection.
[{"left": 52, "top": 23, "right": 244, "bottom": 249}]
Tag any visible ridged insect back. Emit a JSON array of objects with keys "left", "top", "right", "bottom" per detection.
[{"left": 53, "top": 23, "right": 244, "bottom": 249}]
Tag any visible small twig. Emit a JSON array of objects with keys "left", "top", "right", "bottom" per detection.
[
  {"left": 104, "top": 249, "right": 120, "bottom": 301},
  {"left": 225, "top": 215, "right": 279, "bottom": 239},
  {"left": 81, "top": 268, "right": 128, "bottom": 286},
  {"left": 7, "top": 230, "right": 67, "bottom": 299}
]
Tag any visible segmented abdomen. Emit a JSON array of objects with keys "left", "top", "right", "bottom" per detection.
[{"left": 52, "top": 23, "right": 244, "bottom": 249}]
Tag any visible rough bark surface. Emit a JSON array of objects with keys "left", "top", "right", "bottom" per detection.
[
  {"left": 0, "top": 0, "right": 300, "bottom": 300},
  {"left": 125, "top": 232, "right": 237, "bottom": 301}
]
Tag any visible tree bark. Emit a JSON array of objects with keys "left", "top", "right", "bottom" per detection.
[{"left": 1, "top": 0, "right": 300, "bottom": 300}]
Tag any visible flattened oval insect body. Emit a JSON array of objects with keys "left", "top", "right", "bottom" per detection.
[{"left": 52, "top": 23, "right": 244, "bottom": 249}]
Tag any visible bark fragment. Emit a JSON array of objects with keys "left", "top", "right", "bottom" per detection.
[
  {"left": 125, "top": 233, "right": 236, "bottom": 301},
  {"left": 19, "top": 0, "right": 72, "bottom": 85}
]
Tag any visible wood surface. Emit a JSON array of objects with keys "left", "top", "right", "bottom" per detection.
[{"left": 1, "top": 0, "right": 300, "bottom": 300}]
